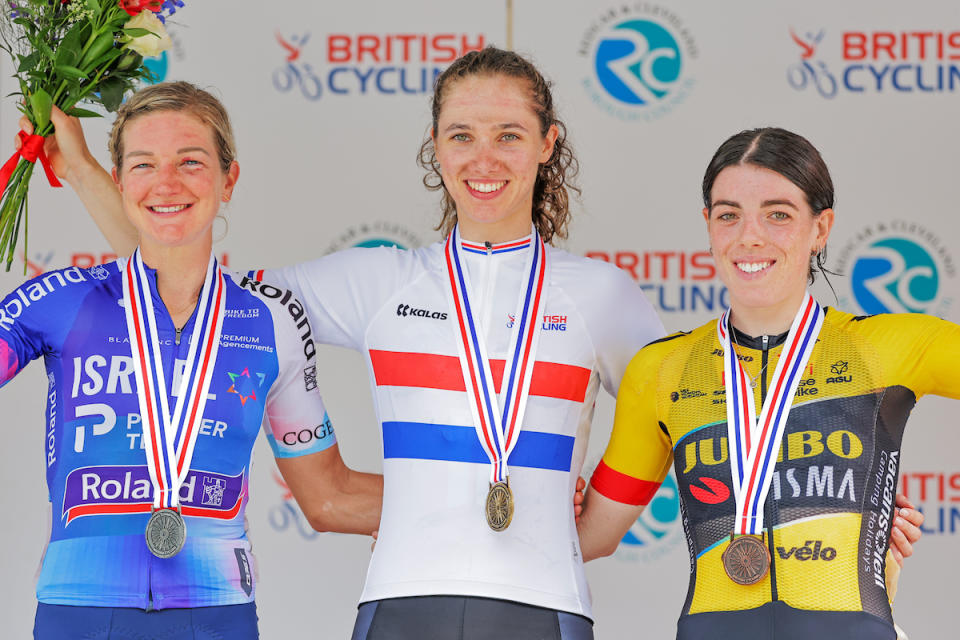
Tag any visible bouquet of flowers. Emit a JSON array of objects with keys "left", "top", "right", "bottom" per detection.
[{"left": 0, "top": 0, "right": 186, "bottom": 271}]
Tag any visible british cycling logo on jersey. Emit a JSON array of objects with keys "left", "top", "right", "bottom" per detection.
[
  {"left": 579, "top": 5, "right": 697, "bottom": 122},
  {"left": 835, "top": 221, "right": 955, "bottom": 317},
  {"left": 506, "top": 313, "right": 568, "bottom": 331},
  {"left": 616, "top": 470, "right": 683, "bottom": 562},
  {"left": 787, "top": 27, "right": 960, "bottom": 99}
]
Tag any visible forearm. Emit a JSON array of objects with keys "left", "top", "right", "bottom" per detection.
[
  {"left": 306, "top": 468, "right": 383, "bottom": 535},
  {"left": 66, "top": 159, "right": 137, "bottom": 255},
  {"left": 577, "top": 489, "right": 643, "bottom": 562}
]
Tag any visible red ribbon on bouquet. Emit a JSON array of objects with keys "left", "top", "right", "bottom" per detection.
[{"left": 0, "top": 131, "right": 63, "bottom": 194}]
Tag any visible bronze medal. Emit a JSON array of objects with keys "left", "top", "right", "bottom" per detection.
[
  {"left": 145, "top": 508, "right": 187, "bottom": 558},
  {"left": 721, "top": 534, "right": 770, "bottom": 585},
  {"left": 485, "top": 481, "right": 514, "bottom": 532}
]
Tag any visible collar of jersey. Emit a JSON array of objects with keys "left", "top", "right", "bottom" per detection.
[
  {"left": 131, "top": 254, "right": 201, "bottom": 334},
  {"left": 459, "top": 232, "right": 534, "bottom": 257}
]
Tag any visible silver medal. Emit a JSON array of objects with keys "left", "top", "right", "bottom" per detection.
[{"left": 145, "top": 508, "right": 187, "bottom": 558}]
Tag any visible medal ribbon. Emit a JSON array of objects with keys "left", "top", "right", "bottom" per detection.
[
  {"left": 122, "top": 249, "right": 226, "bottom": 509},
  {"left": 717, "top": 293, "right": 824, "bottom": 534},
  {"left": 444, "top": 224, "right": 547, "bottom": 484}
]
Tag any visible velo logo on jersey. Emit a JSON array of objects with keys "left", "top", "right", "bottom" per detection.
[
  {"left": 787, "top": 27, "right": 960, "bottom": 98},
  {"left": 272, "top": 31, "right": 485, "bottom": 101},
  {"left": 579, "top": 5, "right": 698, "bottom": 122},
  {"left": 834, "top": 221, "right": 956, "bottom": 317},
  {"left": 616, "top": 471, "right": 684, "bottom": 563}
]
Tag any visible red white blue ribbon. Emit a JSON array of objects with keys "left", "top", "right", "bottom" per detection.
[
  {"left": 444, "top": 225, "right": 547, "bottom": 484},
  {"left": 122, "top": 249, "right": 226, "bottom": 509},
  {"left": 717, "top": 293, "right": 824, "bottom": 534}
]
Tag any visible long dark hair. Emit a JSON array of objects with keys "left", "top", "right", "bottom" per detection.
[{"left": 418, "top": 46, "right": 580, "bottom": 244}]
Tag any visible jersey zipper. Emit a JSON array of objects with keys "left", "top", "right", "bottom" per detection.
[
  {"left": 175, "top": 326, "right": 183, "bottom": 345},
  {"left": 759, "top": 334, "right": 780, "bottom": 603}
]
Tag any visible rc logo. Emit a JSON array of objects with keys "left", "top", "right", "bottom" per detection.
[
  {"left": 324, "top": 221, "right": 423, "bottom": 254},
  {"left": 617, "top": 470, "right": 683, "bottom": 562},
  {"left": 579, "top": 5, "right": 697, "bottom": 122},
  {"left": 835, "top": 221, "right": 956, "bottom": 317}
]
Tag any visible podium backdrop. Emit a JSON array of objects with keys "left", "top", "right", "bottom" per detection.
[{"left": 1, "top": 1, "right": 957, "bottom": 637}]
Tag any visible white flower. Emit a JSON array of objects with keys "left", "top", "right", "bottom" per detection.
[{"left": 123, "top": 11, "right": 172, "bottom": 58}]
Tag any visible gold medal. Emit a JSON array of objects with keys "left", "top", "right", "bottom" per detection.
[
  {"left": 485, "top": 481, "right": 514, "bottom": 532},
  {"left": 721, "top": 534, "right": 770, "bottom": 585}
]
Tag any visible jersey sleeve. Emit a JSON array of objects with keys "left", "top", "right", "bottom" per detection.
[
  {"left": 0, "top": 276, "right": 60, "bottom": 387},
  {"left": 591, "top": 344, "right": 674, "bottom": 506},
  {"left": 260, "top": 288, "right": 337, "bottom": 458},
  {"left": 581, "top": 262, "right": 665, "bottom": 396},
  {"left": 882, "top": 313, "right": 960, "bottom": 400},
  {"left": 249, "top": 247, "right": 415, "bottom": 351}
]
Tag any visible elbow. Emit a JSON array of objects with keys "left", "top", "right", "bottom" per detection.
[{"left": 303, "top": 500, "right": 337, "bottom": 533}]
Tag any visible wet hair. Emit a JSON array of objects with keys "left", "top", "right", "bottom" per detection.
[
  {"left": 109, "top": 81, "right": 236, "bottom": 173},
  {"left": 418, "top": 46, "right": 580, "bottom": 244},
  {"left": 702, "top": 127, "right": 835, "bottom": 285}
]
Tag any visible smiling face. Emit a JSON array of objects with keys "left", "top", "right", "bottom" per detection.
[
  {"left": 704, "top": 163, "right": 834, "bottom": 331},
  {"left": 112, "top": 110, "right": 238, "bottom": 254},
  {"left": 432, "top": 74, "right": 558, "bottom": 243}
]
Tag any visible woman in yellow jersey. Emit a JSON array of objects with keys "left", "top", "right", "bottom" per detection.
[{"left": 578, "top": 127, "right": 952, "bottom": 640}]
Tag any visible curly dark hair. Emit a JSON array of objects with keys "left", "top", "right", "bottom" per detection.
[{"left": 418, "top": 46, "right": 580, "bottom": 244}]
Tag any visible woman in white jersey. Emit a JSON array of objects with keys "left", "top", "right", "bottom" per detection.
[{"left": 23, "top": 49, "right": 923, "bottom": 639}]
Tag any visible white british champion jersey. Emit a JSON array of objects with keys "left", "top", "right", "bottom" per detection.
[{"left": 256, "top": 233, "right": 664, "bottom": 617}]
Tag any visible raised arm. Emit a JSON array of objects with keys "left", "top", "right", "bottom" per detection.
[{"left": 18, "top": 106, "right": 137, "bottom": 254}]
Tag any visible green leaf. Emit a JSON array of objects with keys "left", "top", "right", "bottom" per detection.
[
  {"left": 29, "top": 87, "right": 53, "bottom": 131},
  {"left": 55, "top": 21, "right": 89, "bottom": 69},
  {"left": 123, "top": 28, "right": 159, "bottom": 38},
  {"left": 99, "top": 77, "right": 125, "bottom": 113},
  {"left": 79, "top": 32, "right": 116, "bottom": 70},
  {"left": 66, "top": 107, "right": 102, "bottom": 118},
  {"left": 17, "top": 52, "right": 40, "bottom": 73},
  {"left": 55, "top": 65, "right": 88, "bottom": 81},
  {"left": 85, "top": 0, "right": 100, "bottom": 13}
]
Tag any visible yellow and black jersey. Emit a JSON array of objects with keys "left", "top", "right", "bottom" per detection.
[{"left": 592, "top": 308, "right": 960, "bottom": 640}]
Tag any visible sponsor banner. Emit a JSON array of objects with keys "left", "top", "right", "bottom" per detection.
[
  {"left": 579, "top": 3, "right": 698, "bottom": 122},
  {"left": 616, "top": 470, "right": 684, "bottom": 563},
  {"left": 900, "top": 471, "right": 960, "bottom": 535},
  {"left": 272, "top": 31, "right": 486, "bottom": 101},
  {"left": 834, "top": 220, "right": 956, "bottom": 317},
  {"left": 787, "top": 27, "right": 960, "bottom": 99},
  {"left": 585, "top": 248, "right": 726, "bottom": 314},
  {"left": 324, "top": 222, "right": 425, "bottom": 254}
]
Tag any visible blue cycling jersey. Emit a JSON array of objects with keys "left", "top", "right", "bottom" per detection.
[{"left": 0, "top": 259, "right": 334, "bottom": 609}]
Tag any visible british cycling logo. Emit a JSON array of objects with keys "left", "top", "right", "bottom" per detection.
[
  {"left": 269, "top": 470, "right": 321, "bottom": 540},
  {"left": 324, "top": 221, "right": 423, "bottom": 254},
  {"left": 272, "top": 30, "right": 485, "bottom": 101},
  {"left": 900, "top": 470, "right": 960, "bottom": 536},
  {"left": 617, "top": 471, "right": 683, "bottom": 562},
  {"left": 834, "top": 221, "right": 955, "bottom": 317},
  {"left": 579, "top": 4, "right": 697, "bottom": 122},
  {"left": 787, "top": 27, "right": 960, "bottom": 98},
  {"left": 585, "top": 247, "right": 727, "bottom": 315}
]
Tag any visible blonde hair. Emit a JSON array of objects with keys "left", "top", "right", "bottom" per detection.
[{"left": 109, "top": 81, "right": 236, "bottom": 172}]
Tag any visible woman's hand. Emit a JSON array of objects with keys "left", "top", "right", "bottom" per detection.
[
  {"left": 889, "top": 492, "right": 924, "bottom": 566},
  {"left": 16, "top": 105, "right": 98, "bottom": 184}
]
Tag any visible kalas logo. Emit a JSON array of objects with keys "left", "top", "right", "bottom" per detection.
[
  {"left": 586, "top": 249, "right": 726, "bottom": 314},
  {"left": 579, "top": 4, "right": 697, "bottom": 122},
  {"left": 273, "top": 31, "right": 485, "bottom": 100},
  {"left": 787, "top": 27, "right": 960, "bottom": 97},
  {"left": 835, "top": 221, "right": 955, "bottom": 317}
]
